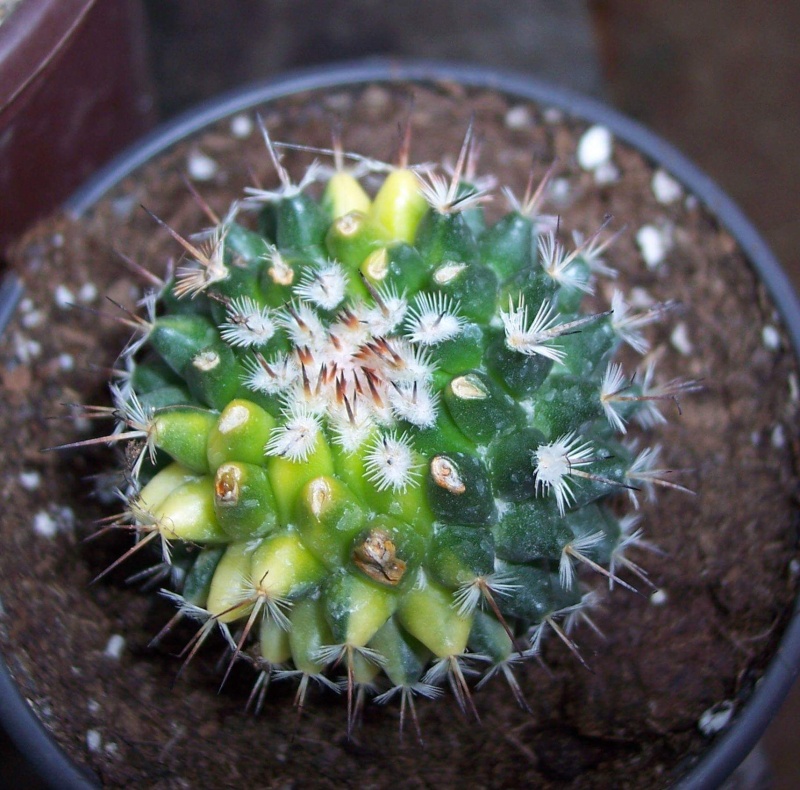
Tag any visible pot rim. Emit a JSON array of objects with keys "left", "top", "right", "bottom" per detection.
[{"left": 4, "top": 57, "right": 798, "bottom": 789}]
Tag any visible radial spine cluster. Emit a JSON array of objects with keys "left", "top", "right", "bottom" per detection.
[{"left": 91, "top": 122, "right": 693, "bottom": 734}]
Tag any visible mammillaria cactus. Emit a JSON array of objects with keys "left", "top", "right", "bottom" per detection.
[{"left": 75, "top": 122, "right": 694, "bottom": 737}]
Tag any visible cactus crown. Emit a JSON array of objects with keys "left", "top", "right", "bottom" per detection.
[{"left": 82, "top": 121, "right": 694, "bottom": 736}]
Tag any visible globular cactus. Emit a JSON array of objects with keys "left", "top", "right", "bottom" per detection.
[{"left": 79, "top": 122, "right": 694, "bottom": 736}]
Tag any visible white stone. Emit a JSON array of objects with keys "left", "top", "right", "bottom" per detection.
[
  {"left": 594, "top": 161, "right": 620, "bottom": 185},
  {"left": 86, "top": 729, "right": 102, "bottom": 752},
  {"left": 548, "top": 177, "right": 571, "bottom": 207},
  {"left": 187, "top": 149, "right": 218, "bottom": 181},
  {"left": 636, "top": 225, "right": 670, "bottom": 268},
  {"left": 230, "top": 114, "right": 253, "bottom": 139},
  {"left": 670, "top": 322, "right": 694, "bottom": 356},
  {"left": 104, "top": 634, "right": 126, "bottom": 660},
  {"left": 577, "top": 125, "right": 613, "bottom": 171},
  {"left": 21, "top": 310, "right": 43, "bottom": 329},
  {"left": 33, "top": 511, "right": 57, "bottom": 538},
  {"left": 87, "top": 699, "right": 101, "bottom": 714},
  {"left": 54, "top": 285, "right": 74, "bottom": 309},
  {"left": 19, "top": 471, "right": 41, "bottom": 490},
  {"left": 629, "top": 287, "right": 655, "bottom": 308},
  {"left": 771, "top": 424, "right": 786, "bottom": 449},
  {"left": 58, "top": 353, "right": 75, "bottom": 371},
  {"left": 652, "top": 169, "right": 683, "bottom": 204},
  {"left": 543, "top": 107, "right": 563, "bottom": 124},
  {"left": 762, "top": 325, "right": 780, "bottom": 351},
  {"left": 650, "top": 589, "right": 668, "bottom": 606},
  {"left": 78, "top": 282, "right": 98, "bottom": 303},
  {"left": 504, "top": 105, "right": 532, "bottom": 130},
  {"left": 698, "top": 701, "right": 734, "bottom": 736},
  {"left": 56, "top": 506, "right": 76, "bottom": 533}
]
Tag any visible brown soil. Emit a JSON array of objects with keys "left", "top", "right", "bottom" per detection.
[{"left": 1, "top": 81, "right": 798, "bottom": 789}]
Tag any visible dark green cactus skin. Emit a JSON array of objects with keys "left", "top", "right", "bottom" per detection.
[{"left": 102, "top": 130, "right": 682, "bottom": 723}]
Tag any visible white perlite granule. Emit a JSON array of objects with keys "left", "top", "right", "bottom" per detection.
[
  {"left": 636, "top": 224, "right": 671, "bottom": 268},
  {"left": 577, "top": 125, "right": 613, "bottom": 171},
  {"left": 698, "top": 701, "right": 735, "bottom": 736},
  {"left": 762, "top": 325, "right": 780, "bottom": 351},
  {"left": 33, "top": 511, "right": 57, "bottom": 538},
  {"left": 504, "top": 105, "right": 532, "bottom": 130},
  {"left": 78, "top": 282, "right": 99, "bottom": 303},
  {"left": 651, "top": 169, "right": 683, "bottom": 204},
  {"left": 104, "top": 634, "right": 126, "bottom": 660},
  {"left": 19, "top": 470, "right": 41, "bottom": 490},
  {"left": 594, "top": 161, "right": 620, "bottom": 185},
  {"left": 86, "top": 730, "right": 102, "bottom": 752},
  {"left": 230, "top": 114, "right": 254, "bottom": 139},
  {"left": 32, "top": 507, "right": 75, "bottom": 538},
  {"left": 670, "top": 322, "right": 694, "bottom": 355},
  {"left": 187, "top": 149, "right": 218, "bottom": 181},
  {"left": 54, "top": 284, "right": 74, "bottom": 309}
]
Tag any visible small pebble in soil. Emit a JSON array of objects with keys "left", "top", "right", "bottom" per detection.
[
  {"left": 577, "top": 125, "right": 613, "bottom": 171},
  {"left": 629, "top": 287, "right": 655, "bottom": 308},
  {"left": 13, "top": 333, "right": 41, "bottom": 362},
  {"left": 543, "top": 106, "right": 564, "bottom": 124},
  {"left": 19, "top": 297, "right": 33, "bottom": 312},
  {"left": 790, "top": 558, "right": 800, "bottom": 576},
  {"left": 187, "top": 149, "right": 218, "bottom": 181},
  {"left": 230, "top": 113, "right": 253, "bottom": 139},
  {"left": 104, "top": 742, "right": 118, "bottom": 757},
  {"left": 86, "top": 729, "right": 102, "bottom": 752},
  {"left": 32, "top": 511, "right": 57, "bottom": 538},
  {"left": 21, "top": 309, "right": 43, "bottom": 329},
  {"left": 670, "top": 322, "right": 694, "bottom": 355},
  {"left": 58, "top": 353, "right": 75, "bottom": 371},
  {"left": 789, "top": 373, "right": 800, "bottom": 403},
  {"left": 504, "top": 105, "right": 532, "bottom": 130},
  {"left": 548, "top": 177, "right": 571, "bottom": 208},
  {"left": 771, "top": 424, "right": 786, "bottom": 449},
  {"left": 104, "top": 634, "right": 126, "bottom": 660},
  {"left": 78, "top": 282, "right": 98, "bottom": 303},
  {"left": 698, "top": 701, "right": 735, "bottom": 736},
  {"left": 650, "top": 589, "right": 668, "bottom": 606},
  {"left": 762, "top": 325, "right": 780, "bottom": 351},
  {"left": 751, "top": 431, "right": 761, "bottom": 446},
  {"left": 19, "top": 470, "right": 41, "bottom": 490},
  {"left": 636, "top": 224, "right": 671, "bottom": 268},
  {"left": 54, "top": 284, "right": 74, "bottom": 309},
  {"left": 651, "top": 169, "right": 684, "bottom": 204},
  {"left": 594, "top": 161, "right": 620, "bottom": 185},
  {"left": 88, "top": 699, "right": 101, "bottom": 714}
]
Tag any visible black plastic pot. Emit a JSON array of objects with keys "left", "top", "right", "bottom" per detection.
[{"left": 2, "top": 58, "right": 798, "bottom": 789}]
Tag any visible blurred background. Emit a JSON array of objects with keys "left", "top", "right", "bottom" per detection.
[{"left": 1, "top": 1, "right": 798, "bottom": 786}]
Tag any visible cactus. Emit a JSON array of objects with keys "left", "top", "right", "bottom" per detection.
[{"left": 76, "top": 122, "right": 695, "bottom": 736}]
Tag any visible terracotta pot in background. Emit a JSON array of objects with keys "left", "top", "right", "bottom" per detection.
[{"left": 0, "top": 0, "right": 154, "bottom": 258}]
